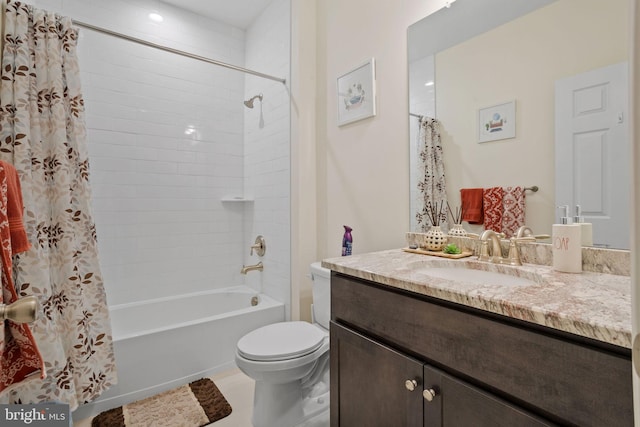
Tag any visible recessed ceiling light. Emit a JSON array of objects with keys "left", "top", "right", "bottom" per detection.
[
  {"left": 424, "top": 81, "right": 435, "bottom": 87},
  {"left": 149, "top": 12, "right": 163, "bottom": 23}
]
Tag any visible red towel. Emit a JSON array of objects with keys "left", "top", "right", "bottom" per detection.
[
  {"left": 460, "top": 188, "right": 484, "bottom": 224},
  {"left": 0, "top": 160, "right": 45, "bottom": 393},
  {"left": 502, "top": 186, "right": 526, "bottom": 237},
  {"left": 483, "top": 187, "right": 504, "bottom": 232},
  {"left": 4, "top": 161, "right": 30, "bottom": 253}
]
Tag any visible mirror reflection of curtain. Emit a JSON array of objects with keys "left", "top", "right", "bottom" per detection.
[
  {"left": 0, "top": 0, "right": 117, "bottom": 409},
  {"left": 416, "top": 117, "right": 448, "bottom": 231}
]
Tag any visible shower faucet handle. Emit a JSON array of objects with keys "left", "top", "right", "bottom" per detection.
[{"left": 250, "top": 235, "right": 266, "bottom": 257}]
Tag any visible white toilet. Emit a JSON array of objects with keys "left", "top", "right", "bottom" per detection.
[{"left": 235, "top": 262, "right": 331, "bottom": 427}]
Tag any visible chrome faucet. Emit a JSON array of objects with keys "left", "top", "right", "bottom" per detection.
[{"left": 241, "top": 261, "right": 263, "bottom": 274}]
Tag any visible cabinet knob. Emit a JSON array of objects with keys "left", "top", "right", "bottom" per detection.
[
  {"left": 423, "top": 388, "right": 437, "bottom": 402},
  {"left": 405, "top": 379, "right": 418, "bottom": 391}
]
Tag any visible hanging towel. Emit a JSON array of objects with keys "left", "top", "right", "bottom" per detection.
[
  {"left": 483, "top": 187, "right": 504, "bottom": 232},
  {"left": 0, "top": 161, "right": 45, "bottom": 393},
  {"left": 4, "top": 161, "right": 30, "bottom": 253},
  {"left": 460, "top": 188, "right": 484, "bottom": 224},
  {"left": 502, "top": 186, "right": 526, "bottom": 238}
]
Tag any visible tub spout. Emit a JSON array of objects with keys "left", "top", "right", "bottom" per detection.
[{"left": 241, "top": 262, "right": 264, "bottom": 274}]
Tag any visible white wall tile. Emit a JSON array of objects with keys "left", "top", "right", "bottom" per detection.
[
  {"left": 31, "top": 0, "right": 290, "bottom": 308},
  {"left": 243, "top": 0, "right": 291, "bottom": 316}
]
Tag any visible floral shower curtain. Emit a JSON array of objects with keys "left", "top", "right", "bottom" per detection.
[
  {"left": 0, "top": 0, "right": 116, "bottom": 409},
  {"left": 416, "top": 117, "right": 448, "bottom": 232}
]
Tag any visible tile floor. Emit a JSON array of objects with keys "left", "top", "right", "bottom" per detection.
[{"left": 73, "top": 368, "right": 256, "bottom": 426}]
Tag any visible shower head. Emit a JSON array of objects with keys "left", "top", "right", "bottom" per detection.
[{"left": 244, "top": 93, "right": 263, "bottom": 108}]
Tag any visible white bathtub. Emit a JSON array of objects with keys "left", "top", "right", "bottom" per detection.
[{"left": 73, "top": 286, "right": 284, "bottom": 421}]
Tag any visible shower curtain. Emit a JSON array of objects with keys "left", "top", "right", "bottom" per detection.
[
  {"left": 0, "top": 0, "right": 116, "bottom": 409},
  {"left": 416, "top": 117, "right": 448, "bottom": 231}
]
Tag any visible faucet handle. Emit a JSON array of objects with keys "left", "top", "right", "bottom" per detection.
[
  {"left": 515, "top": 226, "right": 550, "bottom": 240},
  {"left": 250, "top": 235, "right": 266, "bottom": 256},
  {"left": 513, "top": 236, "right": 536, "bottom": 243},
  {"left": 506, "top": 236, "right": 537, "bottom": 266},
  {"left": 478, "top": 240, "right": 491, "bottom": 262},
  {"left": 506, "top": 238, "right": 523, "bottom": 266}
]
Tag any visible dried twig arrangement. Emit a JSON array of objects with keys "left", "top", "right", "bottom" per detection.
[
  {"left": 447, "top": 202, "right": 465, "bottom": 225},
  {"left": 425, "top": 201, "right": 445, "bottom": 226}
]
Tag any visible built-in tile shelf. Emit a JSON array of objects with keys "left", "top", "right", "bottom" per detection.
[{"left": 220, "top": 196, "right": 254, "bottom": 202}]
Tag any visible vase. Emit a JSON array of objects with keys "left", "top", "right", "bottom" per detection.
[
  {"left": 448, "top": 223, "right": 468, "bottom": 237},
  {"left": 424, "top": 225, "right": 447, "bottom": 251}
]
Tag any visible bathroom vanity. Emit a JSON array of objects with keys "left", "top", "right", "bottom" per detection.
[{"left": 324, "top": 249, "right": 632, "bottom": 427}]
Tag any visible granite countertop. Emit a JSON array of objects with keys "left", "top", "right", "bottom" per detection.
[{"left": 322, "top": 249, "right": 632, "bottom": 349}]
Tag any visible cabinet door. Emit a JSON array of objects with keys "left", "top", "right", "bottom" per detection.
[
  {"left": 423, "top": 365, "right": 556, "bottom": 427},
  {"left": 330, "top": 322, "right": 423, "bottom": 427}
]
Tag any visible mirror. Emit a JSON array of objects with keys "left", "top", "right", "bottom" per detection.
[{"left": 408, "top": 0, "right": 630, "bottom": 249}]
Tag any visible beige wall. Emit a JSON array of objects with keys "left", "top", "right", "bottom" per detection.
[
  {"left": 290, "top": 0, "right": 318, "bottom": 321},
  {"left": 436, "top": 0, "right": 628, "bottom": 236},
  {"left": 315, "top": 0, "right": 447, "bottom": 260},
  {"left": 289, "top": 0, "right": 446, "bottom": 321}
]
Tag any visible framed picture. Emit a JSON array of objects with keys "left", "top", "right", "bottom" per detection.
[
  {"left": 337, "top": 58, "right": 376, "bottom": 126},
  {"left": 478, "top": 100, "right": 516, "bottom": 143}
]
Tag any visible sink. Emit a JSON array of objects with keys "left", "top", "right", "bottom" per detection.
[
  {"left": 415, "top": 267, "right": 538, "bottom": 286},
  {"left": 406, "top": 259, "right": 542, "bottom": 286}
]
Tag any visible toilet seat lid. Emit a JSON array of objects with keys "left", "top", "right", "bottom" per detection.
[{"left": 237, "top": 321, "right": 326, "bottom": 361}]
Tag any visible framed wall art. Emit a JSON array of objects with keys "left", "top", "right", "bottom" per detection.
[
  {"left": 478, "top": 100, "right": 516, "bottom": 143},
  {"left": 337, "top": 58, "right": 376, "bottom": 126}
]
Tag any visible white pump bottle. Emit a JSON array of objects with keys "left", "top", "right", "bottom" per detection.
[{"left": 552, "top": 205, "right": 582, "bottom": 273}]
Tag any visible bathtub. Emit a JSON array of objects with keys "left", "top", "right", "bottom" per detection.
[{"left": 73, "top": 286, "right": 284, "bottom": 421}]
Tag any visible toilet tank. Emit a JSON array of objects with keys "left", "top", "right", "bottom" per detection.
[{"left": 310, "top": 262, "right": 331, "bottom": 330}]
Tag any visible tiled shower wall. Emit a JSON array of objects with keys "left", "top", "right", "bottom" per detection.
[
  {"left": 28, "top": 0, "right": 291, "bottom": 311},
  {"left": 243, "top": 0, "right": 291, "bottom": 316}
]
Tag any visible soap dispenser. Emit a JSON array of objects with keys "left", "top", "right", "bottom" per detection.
[
  {"left": 552, "top": 205, "right": 582, "bottom": 273},
  {"left": 573, "top": 205, "right": 593, "bottom": 247}
]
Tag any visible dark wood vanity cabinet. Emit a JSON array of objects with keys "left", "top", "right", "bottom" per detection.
[
  {"left": 331, "top": 323, "right": 423, "bottom": 426},
  {"left": 329, "top": 273, "right": 633, "bottom": 427}
]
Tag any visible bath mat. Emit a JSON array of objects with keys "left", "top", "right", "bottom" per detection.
[{"left": 91, "top": 378, "right": 232, "bottom": 427}]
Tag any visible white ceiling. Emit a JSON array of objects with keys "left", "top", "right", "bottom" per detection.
[{"left": 160, "top": 0, "right": 273, "bottom": 29}]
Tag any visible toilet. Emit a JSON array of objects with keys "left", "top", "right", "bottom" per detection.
[{"left": 235, "top": 262, "right": 331, "bottom": 427}]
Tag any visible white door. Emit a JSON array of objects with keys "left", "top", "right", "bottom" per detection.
[{"left": 555, "top": 62, "right": 629, "bottom": 249}]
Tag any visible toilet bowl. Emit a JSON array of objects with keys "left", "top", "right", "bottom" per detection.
[{"left": 235, "top": 262, "right": 331, "bottom": 427}]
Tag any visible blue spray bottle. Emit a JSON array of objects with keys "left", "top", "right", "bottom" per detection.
[{"left": 342, "top": 225, "right": 353, "bottom": 256}]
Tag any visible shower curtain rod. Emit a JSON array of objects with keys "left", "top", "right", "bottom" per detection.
[{"left": 72, "top": 20, "right": 287, "bottom": 84}]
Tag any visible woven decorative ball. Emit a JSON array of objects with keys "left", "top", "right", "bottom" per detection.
[
  {"left": 448, "top": 224, "right": 468, "bottom": 237},
  {"left": 425, "top": 225, "right": 447, "bottom": 251}
]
